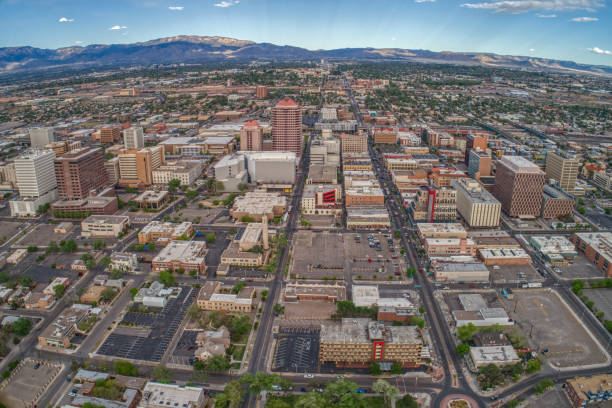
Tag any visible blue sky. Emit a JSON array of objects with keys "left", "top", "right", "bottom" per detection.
[{"left": 0, "top": 0, "right": 610, "bottom": 66}]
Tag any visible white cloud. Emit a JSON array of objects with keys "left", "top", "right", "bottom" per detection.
[
  {"left": 588, "top": 47, "right": 612, "bottom": 55},
  {"left": 214, "top": 0, "right": 239, "bottom": 7},
  {"left": 75, "top": 40, "right": 83, "bottom": 44},
  {"left": 529, "top": 48, "right": 535, "bottom": 52},
  {"left": 571, "top": 16, "right": 598, "bottom": 21},
  {"left": 391, "top": 36, "right": 397, "bottom": 41},
  {"left": 415, "top": 0, "right": 436, "bottom": 3},
  {"left": 58, "top": 17, "right": 74, "bottom": 23},
  {"left": 460, "top": 0, "right": 603, "bottom": 14},
  {"left": 109, "top": 25, "right": 127, "bottom": 30},
  {"left": 536, "top": 13, "right": 557, "bottom": 17},
  {"left": 168, "top": 6, "right": 184, "bottom": 10}
]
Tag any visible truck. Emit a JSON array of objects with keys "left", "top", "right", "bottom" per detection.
[{"left": 522, "top": 282, "right": 542, "bottom": 288}]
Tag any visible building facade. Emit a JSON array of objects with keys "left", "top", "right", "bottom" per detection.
[
  {"left": 453, "top": 178, "right": 501, "bottom": 227},
  {"left": 493, "top": 156, "right": 545, "bottom": 217},
  {"left": 54, "top": 147, "right": 108, "bottom": 200},
  {"left": 272, "top": 97, "right": 302, "bottom": 156},
  {"left": 240, "top": 120, "right": 264, "bottom": 151},
  {"left": 545, "top": 151, "right": 579, "bottom": 193}
]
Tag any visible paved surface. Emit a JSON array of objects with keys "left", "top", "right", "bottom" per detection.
[{"left": 583, "top": 288, "right": 612, "bottom": 320}]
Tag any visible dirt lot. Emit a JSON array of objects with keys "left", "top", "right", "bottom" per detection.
[
  {"left": 17, "top": 223, "right": 73, "bottom": 247},
  {"left": 532, "top": 386, "right": 571, "bottom": 408},
  {"left": 0, "top": 359, "right": 62, "bottom": 408},
  {"left": 555, "top": 253, "right": 604, "bottom": 280},
  {"left": 290, "top": 231, "right": 347, "bottom": 280},
  {"left": 501, "top": 289, "right": 609, "bottom": 369},
  {"left": 284, "top": 300, "right": 336, "bottom": 320},
  {"left": 176, "top": 202, "right": 228, "bottom": 224}
]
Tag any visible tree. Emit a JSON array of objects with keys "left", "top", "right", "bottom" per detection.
[
  {"left": 168, "top": 179, "right": 181, "bottom": 193},
  {"left": 457, "top": 323, "right": 478, "bottom": 342},
  {"left": 526, "top": 358, "right": 542, "bottom": 374},
  {"left": 372, "top": 379, "right": 399, "bottom": 407},
  {"left": 101, "top": 287, "right": 116, "bottom": 302},
  {"left": 92, "top": 239, "right": 106, "bottom": 250},
  {"left": 186, "top": 190, "right": 198, "bottom": 200},
  {"left": 114, "top": 360, "right": 138, "bottom": 376},
  {"left": 100, "top": 256, "right": 111, "bottom": 269},
  {"left": 390, "top": 361, "right": 403, "bottom": 374},
  {"left": 410, "top": 316, "right": 425, "bottom": 328},
  {"left": 294, "top": 393, "right": 326, "bottom": 408},
  {"left": 12, "top": 318, "right": 32, "bottom": 336},
  {"left": 368, "top": 362, "right": 382, "bottom": 375},
  {"left": 232, "top": 282, "right": 246, "bottom": 294},
  {"left": 46, "top": 240, "right": 60, "bottom": 253},
  {"left": 534, "top": 378, "right": 554, "bottom": 394},
  {"left": 27, "top": 246, "right": 38, "bottom": 253},
  {"left": 205, "top": 233, "right": 216, "bottom": 243},
  {"left": 186, "top": 304, "right": 203, "bottom": 320},
  {"left": 273, "top": 304, "right": 285, "bottom": 316},
  {"left": 456, "top": 342, "right": 471, "bottom": 355},
  {"left": 151, "top": 365, "right": 172, "bottom": 383},
  {"left": 159, "top": 270, "right": 175, "bottom": 286},
  {"left": 240, "top": 372, "right": 280, "bottom": 394},
  {"left": 397, "top": 394, "right": 418, "bottom": 408},
  {"left": 215, "top": 380, "right": 245, "bottom": 408},
  {"left": 129, "top": 287, "right": 138, "bottom": 297},
  {"left": 60, "top": 239, "right": 78, "bottom": 253},
  {"left": 204, "top": 355, "right": 230, "bottom": 372},
  {"left": 53, "top": 284, "right": 66, "bottom": 298}
]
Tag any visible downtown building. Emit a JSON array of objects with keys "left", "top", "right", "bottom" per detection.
[
  {"left": 545, "top": 150, "right": 579, "bottom": 193},
  {"left": 240, "top": 120, "right": 264, "bottom": 151},
  {"left": 117, "top": 146, "right": 165, "bottom": 188},
  {"left": 54, "top": 147, "right": 108, "bottom": 200},
  {"left": 10, "top": 149, "right": 58, "bottom": 217},
  {"left": 493, "top": 156, "right": 545, "bottom": 218},
  {"left": 272, "top": 97, "right": 302, "bottom": 156},
  {"left": 453, "top": 178, "right": 501, "bottom": 227}
]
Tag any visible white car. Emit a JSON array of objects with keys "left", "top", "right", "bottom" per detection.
[{"left": 304, "top": 374, "right": 314, "bottom": 378}]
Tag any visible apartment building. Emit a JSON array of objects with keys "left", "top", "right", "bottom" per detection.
[
  {"left": 453, "top": 178, "right": 501, "bottom": 227},
  {"left": 493, "top": 156, "right": 545, "bottom": 217},
  {"left": 565, "top": 374, "right": 612, "bottom": 407},
  {"left": 196, "top": 281, "right": 254, "bottom": 313}
]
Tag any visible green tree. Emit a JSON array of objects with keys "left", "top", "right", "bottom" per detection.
[
  {"left": 232, "top": 282, "right": 246, "bottom": 294},
  {"left": 113, "top": 360, "right": 138, "bottom": 376},
  {"left": 92, "top": 239, "right": 106, "bottom": 250},
  {"left": 186, "top": 190, "right": 198, "bottom": 200},
  {"left": 373, "top": 379, "right": 399, "bottom": 407},
  {"left": 101, "top": 287, "right": 116, "bottom": 302},
  {"left": 129, "top": 287, "right": 138, "bottom": 298},
  {"left": 534, "top": 378, "right": 554, "bottom": 394},
  {"left": 215, "top": 380, "right": 245, "bottom": 408},
  {"left": 457, "top": 323, "right": 478, "bottom": 341},
  {"left": 53, "top": 284, "right": 66, "bottom": 298},
  {"left": 240, "top": 372, "right": 281, "bottom": 394},
  {"left": 456, "top": 342, "right": 471, "bottom": 355},
  {"left": 526, "top": 358, "right": 542, "bottom": 374},
  {"left": 159, "top": 270, "right": 175, "bottom": 286},
  {"left": 273, "top": 304, "right": 285, "bottom": 316},
  {"left": 168, "top": 179, "right": 181, "bottom": 193},
  {"left": 27, "top": 246, "right": 38, "bottom": 253},
  {"left": 390, "top": 361, "right": 403, "bottom": 374},
  {"left": 60, "top": 239, "right": 78, "bottom": 253},
  {"left": 12, "top": 318, "right": 32, "bottom": 336},
  {"left": 295, "top": 393, "right": 327, "bottom": 408},
  {"left": 368, "top": 362, "right": 382, "bottom": 375},
  {"left": 206, "top": 233, "right": 216, "bottom": 243},
  {"left": 151, "top": 365, "right": 172, "bottom": 383},
  {"left": 186, "top": 304, "right": 203, "bottom": 320},
  {"left": 46, "top": 240, "right": 60, "bottom": 253},
  {"left": 204, "top": 354, "right": 230, "bottom": 372},
  {"left": 397, "top": 394, "right": 418, "bottom": 408}
]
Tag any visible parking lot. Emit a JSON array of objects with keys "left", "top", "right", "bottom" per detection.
[
  {"left": 489, "top": 264, "right": 543, "bottom": 284},
  {"left": 532, "top": 386, "right": 571, "bottom": 408},
  {"left": 501, "top": 289, "right": 609, "bottom": 368},
  {"left": 0, "top": 221, "right": 27, "bottom": 244},
  {"left": 301, "top": 214, "right": 339, "bottom": 229},
  {"left": 177, "top": 202, "right": 228, "bottom": 224},
  {"left": 0, "top": 359, "right": 62, "bottom": 408},
  {"left": 17, "top": 223, "right": 73, "bottom": 247},
  {"left": 555, "top": 253, "right": 603, "bottom": 280},
  {"left": 290, "top": 231, "right": 347, "bottom": 280},
  {"left": 583, "top": 288, "right": 612, "bottom": 320},
  {"left": 344, "top": 232, "right": 406, "bottom": 281},
  {"left": 272, "top": 327, "right": 320, "bottom": 373},
  {"left": 97, "top": 285, "right": 194, "bottom": 362}
]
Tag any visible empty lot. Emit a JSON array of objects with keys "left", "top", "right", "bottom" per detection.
[
  {"left": 290, "top": 231, "right": 347, "bottom": 280},
  {"left": 0, "top": 359, "right": 62, "bottom": 408},
  {"left": 501, "top": 289, "right": 609, "bottom": 369}
]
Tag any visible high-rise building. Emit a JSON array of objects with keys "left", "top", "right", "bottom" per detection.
[
  {"left": 411, "top": 186, "right": 457, "bottom": 222},
  {"left": 54, "top": 147, "right": 108, "bottom": 200},
  {"left": 493, "top": 156, "right": 545, "bottom": 217},
  {"left": 453, "top": 178, "right": 501, "bottom": 227},
  {"left": 9, "top": 149, "right": 58, "bottom": 216},
  {"left": 340, "top": 133, "right": 368, "bottom": 153},
  {"left": 465, "top": 134, "right": 488, "bottom": 164},
  {"left": 240, "top": 121, "right": 263, "bottom": 151},
  {"left": 29, "top": 127, "right": 54, "bottom": 148},
  {"left": 272, "top": 97, "right": 302, "bottom": 156},
  {"left": 123, "top": 126, "right": 144, "bottom": 149},
  {"left": 105, "top": 157, "right": 120, "bottom": 185},
  {"left": 255, "top": 86, "right": 267, "bottom": 98},
  {"left": 100, "top": 126, "right": 122, "bottom": 144},
  {"left": 545, "top": 151, "right": 579, "bottom": 193},
  {"left": 117, "top": 146, "right": 164, "bottom": 187},
  {"left": 467, "top": 150, "right": 492, "bottom": 178}
]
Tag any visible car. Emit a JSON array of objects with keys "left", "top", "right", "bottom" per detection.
[
  {"left": 443, "top": 286, "right": 450, "bottom": 290},
  {"left": 490, "top": 396, "right": 499, "bottom": 401},
  {"left": 403, "top": 293, "right": 410, "bottom": 298},
  {"left": 304, "top": 374, "right": 314, "bottom": 378},
  {"left": 34, "top": 363, "right": 41, "bottom": 369},
  {"left": 337, "top": 375, "right": 344, "bottom": 379},
  {"left": 240, "top": 277, "right": 246, "bottom": 281}
]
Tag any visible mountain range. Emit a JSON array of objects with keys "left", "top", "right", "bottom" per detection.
[{"left": 1, "top": 35, "right": 611, "bottom": 77}]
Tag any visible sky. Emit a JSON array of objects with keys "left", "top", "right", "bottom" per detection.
[{"left": 0, "top": 0, "right": 610, "bottom": 66}]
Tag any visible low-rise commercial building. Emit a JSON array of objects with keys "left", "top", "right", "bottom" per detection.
[
  {"left": 430, "top": 256, "right": 489, "bottom": 282},
  {"left": 81, "top": 215, "right": 129, "bottom": 238},
  {"left": 340, "top": 133, "right": 368, "bottom": 153},
  {"left": 38, "top": 305, "right": 89, "bottom": 348},
  {"left": 530, "top": 235, "right": 578, "bottom": 266},
  {"left": 140, "top": 382, "right": 207, "bottom": 408},
  {"left": 572, "top": 232, "right": 612, "bottom": 277},
  {"left": 411, "top": 187, "right": 457, "bottom": 222},
  {"left": 220, "top": 242, "right": 263, "bottom": 267},
  {"left": 133, "top": 190, "right": 169, "bottom": 210},
  {"left": 110, "top": 252, "right": 138, "bottom": 272},
  {"left": 566, "top": 374, "right": 612, "bottom": 407},
  {"left": 478, "top": 247, "right": 531, "bottom": 266},
  {"left": 468, "top": 346, "right": 521, "bottom": 369},
  {"left": 424, "top": 238, "right": 477, "bottom": 257},
  {"left": 346, "top": 206, "right": 391, "bottom": 229},
  {"left": 151, "top": 240, "right": 207, "bottom": 274},
  {"left": 301, "top": 184, "right": 342, "bottom": 215},
  {"left": 139, "top": 221, "right": 194, "bottom": 244},
  {"left": 230, "top": 190, "right": 287, "bottom": 221},
  {"left": 196, "top": 281, "right": 254, "bottom": 313},
  {"left": 416, "top": 223, "right": 467, "bottom": 241},
  {"left": 345, "top": 186, "right": 384, "bottom": 206},
  {"left": 52, "top": 195, "right": 119, "bottom": 217},
  {"left": 431, "top": 168, "right": 468, "bottom": 188},
  {"left": 152, "top": 161, "right": 202, "bottom": 186},
  {"left": 283, "top": 282, "right": 346, "bottom": 302}
]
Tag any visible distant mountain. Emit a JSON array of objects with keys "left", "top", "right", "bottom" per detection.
[{"left": 1, "top": 35, "right": 610, "bottom": 77}]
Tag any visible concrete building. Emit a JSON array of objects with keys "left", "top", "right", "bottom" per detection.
[
  {"left": 301, "top": 184, "right": 342, "bottom": 215},
  {"left": 272, "top": 97, "right": 302, "bottom": 156},
  {"left": 431, "top": 168, "right": 468, "bottom": 188},
  {"left": 134, "top": 190, "right": 169, "bottom": 210},
  {"left": 478, "top": 247, "right": 531, "bottom": 266},
  {"left": 54, "top": 147, "right": 108, "bottom": 200},
  {"left": 255, "top": 85, "right": 267, "bottom": 98},
  {"left": 230, "top": 190, "right": 287, "bottom": 221},
  {"left": 240, "top": 120, "right": 263, "bottom": 151},
  {"left": 565, "top": 374, "right": 612, "bottom": 407},
  {"left": 283, "top": 282, "right": 346, "bottom": 302},
  {"left": 10, "top": 149, "right": 58, "bottom": 217},
  {"left": 212, "top": 153, "right": 248, "bottom": 192},
  {"left": 346, "top": 185, "right": 385, "bottom": 207},
  {"left": 196, "top": 281, "right": 254, "bottom": 313},
  {"left": 465, "top": 134, "right": 488, "bottom": 165},
  {"left": 319, "top": 318, "right": 424, "bottom": 367},
  {"left": 105, "top": 157, "right": 120, "bottom": 185},
  {"left": 29, "top": 127, "right": 54, "bottom": 148},
  {"left": 124, "top": 126, "right": 144, "bottom": 149},
  {"left": 541, "top": 184, "right": 575, "bottom": 219},
  {"left": 51, "top": 195, "right": 118, "bottom": 217},
  {"left": 307, "top": 164, "right": 338, "bottom": 184},
  {"left": 244, "top": 151, "right": 296, "bottom": 185},
  {"left": 140, "top": 382, "right": 206, "bottom": 408},
  {"left": 195, "top": 327, "right": 231, "bottom": 361},
  {"left": 152, "top": 240, "right": 207, "bottom": 274},
  {"left": 110, "top": 252, "right": 138, "bottom": 272},
  {"left": 138, "top": 221, "right": 193, "bottom": 244},
  {"left": 416, "top": 223, "right": 466, "bottom": 240},
  {"left": 346, "top": 206, "right": 391, "bottom": 229},
  {"left": 340, "top": 133, "right": 368, "bottom": 153},
  {"left": 530, "top": 235, "right": 578, "bottom": 266},
  {"left": 118, "top": 146, "right": 165, "bottom": 188},
  {"left": 467, "top": 150, "right": 492, "bottom": 178},
  {"left": 152, "top": 161, "right": 202, "bottom": 186},
  {"left": 392, "top": 170, "right": 428, "bottom": 193},
  {"left": 411, "top": 186, "right": 457, "bottom": 222},
  {"left": 572, "top": 232, "right": 612, "bottom": 277},
  {"left": 100, "top": 126, "right": 122, "bottom": 144},
  {"left": 81, "top": 215, "right": 129, "bottom": 238},
  {"left": 372, "top": 129, "right": 397, "bottom": 144},
  {"left": 545, "top": 151, "right": 579, "bottom": 193},
  {"left": 424, "top": 238, "right": 477, "bottom": 257},
  {"left": 38, "top": 305, "right": 89, "bottom": 348},
  {"left": 468, "top": 346, "right": 520, "bottom": 369},
  {"left": 430, "top": 256, "right": 489, "bottom": 282},
  {"left": 493, "top": 156, "right": 545, "bottom": 218},
  {"left": 453, "top": 178, "right": 501, "bottom": 227},
  {"left": 592, "top": 171, "right": 612, "bottom": 193}
]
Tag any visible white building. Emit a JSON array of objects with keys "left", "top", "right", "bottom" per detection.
[
  {"left": 124, "top": 126, "right": 144, "bottom": 149},
  {"left": 10, "top": 149, "right": 58, "bottom": 216},
  {"left": 244, "top": 151, "right": 296, "bottom": 185},
  {"left": 212, "top": 153, "right": 248, "bottom": 192},
  {"left": 29, "top": 127, "right": 54, "bottom": 148},
  {"left": 139, "top": 382, "right": 206, "bottom": 408},
  {"left": 469, "top": 346, "right": 521, "bottom": 369},
  {"left": 81, "top": 215, "right": 129, "bottom": 238},
  {"left": 453, "top": 178, "right": 501, "bottom": 228},
  {"left": 152, "top": 161, "right": 202, "bottom": 186}
]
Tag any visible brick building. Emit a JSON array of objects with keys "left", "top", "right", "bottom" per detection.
[
  {"left": 493, "top": 156, "right": 545, "bottom": 217},
  {"left": 272, "top": 97, "right": 302, "bottom": 156}
]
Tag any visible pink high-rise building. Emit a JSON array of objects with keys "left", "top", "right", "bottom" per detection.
[
  {"left": 272, "top": 97, "right": 302, "bottom": 156},
  {"left": 240, "top": 120, "right": 263, "bottom": 151}
]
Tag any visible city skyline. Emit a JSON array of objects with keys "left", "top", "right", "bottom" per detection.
[{"left": 0, "top": 0, "right": 610, "bottom": 66}]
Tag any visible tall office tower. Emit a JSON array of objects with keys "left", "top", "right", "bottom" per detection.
[
  {"left": 240, "top": 121, "right": 264, "bottom": 151},
  {"left": 272, "top": 97, "right": 302, "bottom": 156},
  {"left": 105, "top": 157, "right": 120, "bottom": 185},
  {"left": 467, "top": 150, "right": 492, "bottom": 178},
  {"left": 100, "top": 126, "right": 122, "bottom": 144},
  {"left": 256, "top": 86, "right": 268, "bottom": 98},
  {"left": 117, "top": 146, "right": 164, "bottom": 187},
  {"left": 124, "top": 126, "right": 144, "bottom": 149},
  {"left": 545, "top": 151, "right": 579, "bottom": 193},
  {"left": 9, "top": 149, "right": 59, "bottom": 216},
  {"left": 493, "top": 156, "right": 545, "bottom": 217},
  {"left": 29, "top": 127, "right": 54, "bottom": 148},
  {"left": 464, "top": 133, "right": 488, "bottom": 165},
  {"left": 453, "top": 178, "right": 501, "bottom": 227},
  {"left": 54, "top": 147, "right": 108, "bottom": 200}
]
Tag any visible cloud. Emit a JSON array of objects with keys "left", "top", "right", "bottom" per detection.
[
  {"left": 415, "top": 0, "right": 436, "bottom": 3},
  {"left": 168, "top": 6, "right": 184, "bottom": 10},
  {"left": 75, "top": 40, "right": 83, "bottom": 44},
  {"left": 529, "top": 48, "right": 535, "bottom": 52},
  {"left": 109, "top": 25, "right": 127, "bottom": 30},
  {"left": 460, "top": 0, "right": 603, "bottom": 14},
  {"left": 571, "top": 16, "right": 598, "bottom": 21},
  {"left": 214, "top": 0, "right": 239, "bottom": 7},
  {"left": 588, "top": 47, "right": 612, "bottom": 55},
  {"left": 58, "top": 17, "right": 74, "bottom": 23},
  {"left": 536, "top": 13, "right": 557, "bottom": 17},
  {"left": 391, "top": 36, "right": 397, "bottom": 41}
]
